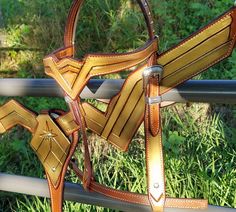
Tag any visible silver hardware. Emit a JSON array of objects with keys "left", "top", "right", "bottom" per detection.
[
  {"left": 154, "top": 183, "right": 159, "bottom": 189},
  {"left": 52, "top": 167, "right": 56, "bottom": 172},
  {"left": 146, "top": 96, "right": 162, "bottom": 105},
  {"left": 143, "top": 65, "right": 163, "bottom": 105},
  {"left": 142, "top": 65, "right": 163, "bottom": 90}
]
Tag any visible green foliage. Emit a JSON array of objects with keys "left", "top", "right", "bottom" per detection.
[{"left": 0, "top": 0, "right": 235, "bottom": 211}]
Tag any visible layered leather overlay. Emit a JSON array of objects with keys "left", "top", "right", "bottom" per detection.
[
  {"left": 54, "top": 7, "right": 236, "bottom": 152},
  {"left": 158, "top": 8, "right": 236, "bottom": 94},
  {"left": 0, "top": 100, "right": 71, "bottom": 187},
  {"left": 0, "top": 100, "right": 37, "bottom": 134},
  {"left": 30, "top": 115, "right": 71, "bottom": 186}
]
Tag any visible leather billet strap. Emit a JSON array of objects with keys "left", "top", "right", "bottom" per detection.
[
  {"left": 64, "top": 0, "right": 155, "bottom": 52},
  {"left": 143, "top": 65, "right": 164, "bottom": 211}
]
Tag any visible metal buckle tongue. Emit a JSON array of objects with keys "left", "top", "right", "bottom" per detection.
[{"left": 142, "top": 65, "right": 163, "bottom": 105}]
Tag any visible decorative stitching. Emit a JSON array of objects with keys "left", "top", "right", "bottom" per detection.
[{"left": 160, "top": 12, "right": 233, "bottom": 58}]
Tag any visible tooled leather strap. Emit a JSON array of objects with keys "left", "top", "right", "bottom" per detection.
[{"left": 64, "top": 0, "right": 155, "bottom": 52}]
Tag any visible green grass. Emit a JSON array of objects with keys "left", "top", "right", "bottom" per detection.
[{"left": 0, "top": 0, "right": 235, "bottom": 211}]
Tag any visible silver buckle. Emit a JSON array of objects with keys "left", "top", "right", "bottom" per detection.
[
  {"left": 142, "top": 65, "right": 163, "bottom": 89},
  {"left": 142, "top": 65, "right": 163, "bottom": 105}
]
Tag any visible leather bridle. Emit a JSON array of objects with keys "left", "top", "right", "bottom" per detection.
[
  {"left": 43, "top": 1, "right": 236, "bottom": 211},
  {"left": 0, "top": 0, "right": 235, "bottom": 211}
]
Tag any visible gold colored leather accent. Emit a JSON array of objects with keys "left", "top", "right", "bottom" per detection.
[
  {"left": 158, "top": 11, "right": 236, "bottom": 94},
  {"left": 54, "top": 8, "right": 236, "bottom": 153},
  {"left": 162, "top": 27, "right": 230, "bottom": 78},
  {"left": 56, "top": 112, "right": 79, "bottom": 136},
  {"left": 0, "top": 100, "right": 37, "bottom": 133},
  {"left": 44, "top": 39, "right": 157, "bottom": 100},
  {"left": 30, "top": 115, "right": 71, "bottom": 186},
  {"left": 82, "top": 65, "right": 146, "bottom": 151},
  {"left": 161, "top": 41, "right": 232, "bottom": 93},
  {"left": 158, "top": 14, "right": 232, "bottom": 65}
]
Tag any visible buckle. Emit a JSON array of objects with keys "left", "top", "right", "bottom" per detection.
[
  {"left": 142, "top": 65, "right": 163, "bottom": 105},
  {"left": 142, "top": 65, "right": 163, "bottom": 90}
]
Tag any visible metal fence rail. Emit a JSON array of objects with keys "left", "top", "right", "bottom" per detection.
[
  {"left": 0, "top": 173, "right": 235, "bottom": 212},
  {"left": 0, "top": 79, "right": 235, "bottom": 103}
]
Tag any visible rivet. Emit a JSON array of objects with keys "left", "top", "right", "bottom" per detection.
[
  {"left": 52, "top": 167, "right": 56, "bottom": 172},
  {"left": 154, "top": 183, "right": 159, "bottom": 189}
]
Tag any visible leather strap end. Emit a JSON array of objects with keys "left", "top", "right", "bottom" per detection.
[{"left": 149, "top": 193, "right": 165, "bottom": 212}]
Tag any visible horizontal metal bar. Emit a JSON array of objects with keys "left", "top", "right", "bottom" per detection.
[
  {"left": 0, "top": 79, "right": 235, "bottom": 104},
  {"left": 0, "top": 173, "right": 235, "bottom": 212}
]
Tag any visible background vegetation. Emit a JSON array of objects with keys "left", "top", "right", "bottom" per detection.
[{"left": 0, "top": 0, "right": 235, "bottom": 211}]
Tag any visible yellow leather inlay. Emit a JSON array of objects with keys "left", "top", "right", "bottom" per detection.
[
  {"left": 160, "top": 41, "right": 232, "bottom": 93},
  {"left": 30, "top": 115, "right": 71, "bottom": 186},
  {"left": 44, "top": 39, "right": 157, "bottom": 100},
  {"left": 158, "top": 14, "right": 232, "bottom": 65},
  {"left": 112, "top": 80, "right": 143, "bottom": 136},
  {"left": 108, "top": 94, "right": 145, "bottom": 150},
  {"left": 0, "top": 100, "right": 37, "bottom": 133},
  {"left": 162, "top": 27, "right": 230, "bottom": 78},
  {"left": 101, "top": 68, "right": 144, "bottom": 138},
  {"left": 56, "top": 112, "right": 79, "bottom": 136}
]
